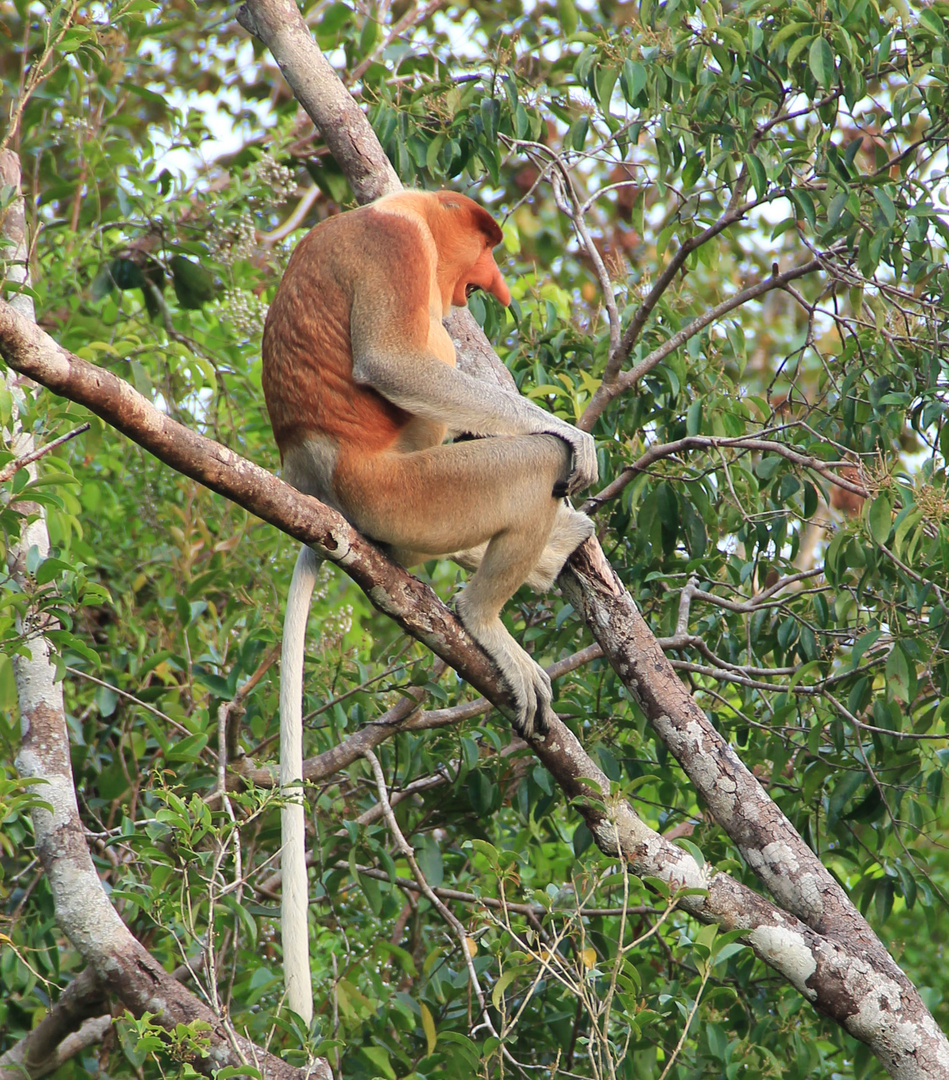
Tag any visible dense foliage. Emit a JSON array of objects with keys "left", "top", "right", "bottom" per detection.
[{"left": 2, "top": 0, "right": 949, "bottom": 1076}]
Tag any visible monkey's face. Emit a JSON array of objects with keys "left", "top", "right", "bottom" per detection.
[
  {"left": 452, "top": 245, "right": 512, "bottom": 308},
  {"left": 428, "top": 192, "right": 512, "bottom": 310}
]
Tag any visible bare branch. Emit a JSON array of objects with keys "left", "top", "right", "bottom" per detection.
[
  {"left": 334, "top": 861, "right": 658, "bottom": 918},
  {"left": 0, "top": 423, "right": 89, "bottom": 482},
  {"left": 550, "top": 162, "right": 622, "bottom": 354},
  {"left": 581, "top": 258, "right": 824, "bottom": 432},
  {"left": 585, "top": 431, "right": 868, "bottom": 511}
]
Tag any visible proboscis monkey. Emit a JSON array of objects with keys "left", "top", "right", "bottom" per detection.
[{"left": 261, "top": 190, "right": 597, "bottom": 1022}]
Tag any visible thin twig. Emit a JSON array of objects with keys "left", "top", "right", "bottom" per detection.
[
  {"left": 0, "top": 423, "right": 90, "bottom": 483},
  {"left": 363, "top": 749, "right": 507, "bottom": 1050},
  {"left": 585, "top": 431, "right": 867, "bottom": 511}
]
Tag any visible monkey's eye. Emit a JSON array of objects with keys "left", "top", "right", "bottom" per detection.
[{"left": 465, "top": 283, "right": 481, "bottom": 298}]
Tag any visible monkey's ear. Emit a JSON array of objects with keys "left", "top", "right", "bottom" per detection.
[
  {"left": 437, "top": 190, "right": 504, "bottom": 248},
  {"left": 470, "top": 203, "right": 504, "bottom": 248}
]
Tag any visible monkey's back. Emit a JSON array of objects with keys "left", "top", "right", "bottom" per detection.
[{"left": 262, "top": 207, "right": 423, "bottom": 460}]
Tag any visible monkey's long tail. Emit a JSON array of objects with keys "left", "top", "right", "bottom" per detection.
[{"left": 280, "top": 543, "right": 322, "bottom": 1026}]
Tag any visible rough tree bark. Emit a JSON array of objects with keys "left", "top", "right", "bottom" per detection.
[{"left": 1, "top": 4, "right": 947, "bottom": 1077}]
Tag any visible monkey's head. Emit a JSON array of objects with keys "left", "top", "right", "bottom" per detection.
[{"left": 428, "top": 191, "right": 512, "bottom": 310}]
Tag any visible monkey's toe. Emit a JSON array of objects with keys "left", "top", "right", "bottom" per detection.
[{"left": 509, "top": 661, "right": 554, "bottom": 740}]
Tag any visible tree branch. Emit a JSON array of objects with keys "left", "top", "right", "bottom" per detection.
[
  {"left": 580, "top": 258, "right": 824, "bottom": 432},
  {"left": 0, "top": 968, "right": 108, "bottom": 1080},
  {"left": 585, "top": 431, "right": 869, "bottom": 510}
]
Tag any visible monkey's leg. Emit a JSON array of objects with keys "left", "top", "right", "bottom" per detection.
[
  {"left": 334, "top": 434, "right": 573, "bottom": 736},
  {"left": 455, "top": 523, "right": 560, "bottom": 739},
  {"left": 453, "top": 501, "right": 594, "bottom": 591},
  {"left": 526, "top": 502, "right": 594, "bottom": 589}
]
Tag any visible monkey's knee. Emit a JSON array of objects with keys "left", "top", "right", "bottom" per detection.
[{"left": 529, "top": 432, "right": 577, "bottom": 498}]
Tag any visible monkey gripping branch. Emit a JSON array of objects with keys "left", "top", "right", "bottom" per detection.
[{"left": 0, "top": 2, "right": 947, "bottom": 1078}]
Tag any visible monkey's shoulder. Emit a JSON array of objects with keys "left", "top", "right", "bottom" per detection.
[{"left": 290, "top": 204, "right": 438, "bottom": 290}]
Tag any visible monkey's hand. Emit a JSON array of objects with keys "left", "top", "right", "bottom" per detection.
[{"left": 544, "top": 423, "right": 598, "bottom": 498}]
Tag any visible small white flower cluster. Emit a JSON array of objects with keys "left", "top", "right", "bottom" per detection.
[
  {"left": 254, "top": 153, "right": 297, "bottom": 203},
  {"left": 221, "top": 287, "right": 269, "bottom": 339},
  {"left": 309, "top": 571, "right": 353, "bottom": 647},
  {"left": 320, "top": 603, "right": 354, "bottom": 649},
  {"left": 208, "top": 212, "right": 257, "bottom": 266}
]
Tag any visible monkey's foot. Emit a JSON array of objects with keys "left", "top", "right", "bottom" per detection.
[
  {"left": 526, "top": 506, "right": 595, "bottom": 592},
  {"left": 456, "top": 599, "right": 553, "bottom": 740},
  {"left": 505, "top": 651, "right": 554, "bottom": 740}
]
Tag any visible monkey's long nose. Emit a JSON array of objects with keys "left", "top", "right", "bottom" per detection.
[{"left": 490, "top": 268, "right": 512, "bottom": 307}]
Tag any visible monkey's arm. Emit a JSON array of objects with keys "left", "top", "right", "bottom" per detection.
[{"left": 351, "top": 294, "right": 598, "bottom": 494}]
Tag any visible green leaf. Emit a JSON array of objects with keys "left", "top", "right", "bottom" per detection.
[
  {"left": 682, "top": 154, "right": 704, "bottom": 188},
  {"left": 167, "top": 734, "right": 209, "bottom": 763},
  {"left": 620, "top": 59, "right": 647, "bottom": 105},
  {"left": 491, "top": 969, "right": 519, "bottom": 1010},
  {"left": 597, "top": 65, "right": 619, "bottom": 111},
  {"left": 170, "top": 255, "right": 219, "bottom": 309},
  {"left": 893, "top": 508, "right": 924, "bottom": 559},
  {"left": 918, "top": 7, "right": 946, "bottom": 37},
  {"left": 808, "top": 36, "right": 836, "bottom": 86},
  {"left": 885, "top": 644, "right": 915, "bottom": 704},
  {"left": 790, "top": 188, "right": 817, "bottom": 230},
  {"left": 827, "top": 189, "right": 848, "bottom": 227},
  {"left": 416, "top": 834, "right": 444, "bottom": 887},
  {"left": 359, "top": 1045, "right": 396, "bottom": 1080},
  {"left": 34, "top": 556, "right": 72, "bottom": 585},
  {"left": 866, "top": 492, "right": 892, "bottom": 545},
  {"left": 851, "top": 629, "right": 881, "bottom": 669},
  {"left": 872, "top": 187, "right": 897, "bottom": 226},
  {"left": 420, "top": 1001, "right": 437, "bottom": 1056},
  {"left": 480, "top": 97, "right": 500, "bottom": 141},
  {"left": 743, "top": 152, "right": 768, "bottom": 199},
  {"left": 769, "top": 20, "right": 812, "bottom": 51},
  {"left": 558, "top": 0, "right": 580, "bottom": 36},
  {"left": 567, "top": 116, "right": 589, "bottom": 150}
]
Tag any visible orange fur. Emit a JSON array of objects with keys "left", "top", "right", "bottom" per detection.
[
  {"left": 262, "top": 191, "right": 509, "bottom": 467},
  {"left": 262, "top": 188, "right": 596, "bottom": 718}
]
